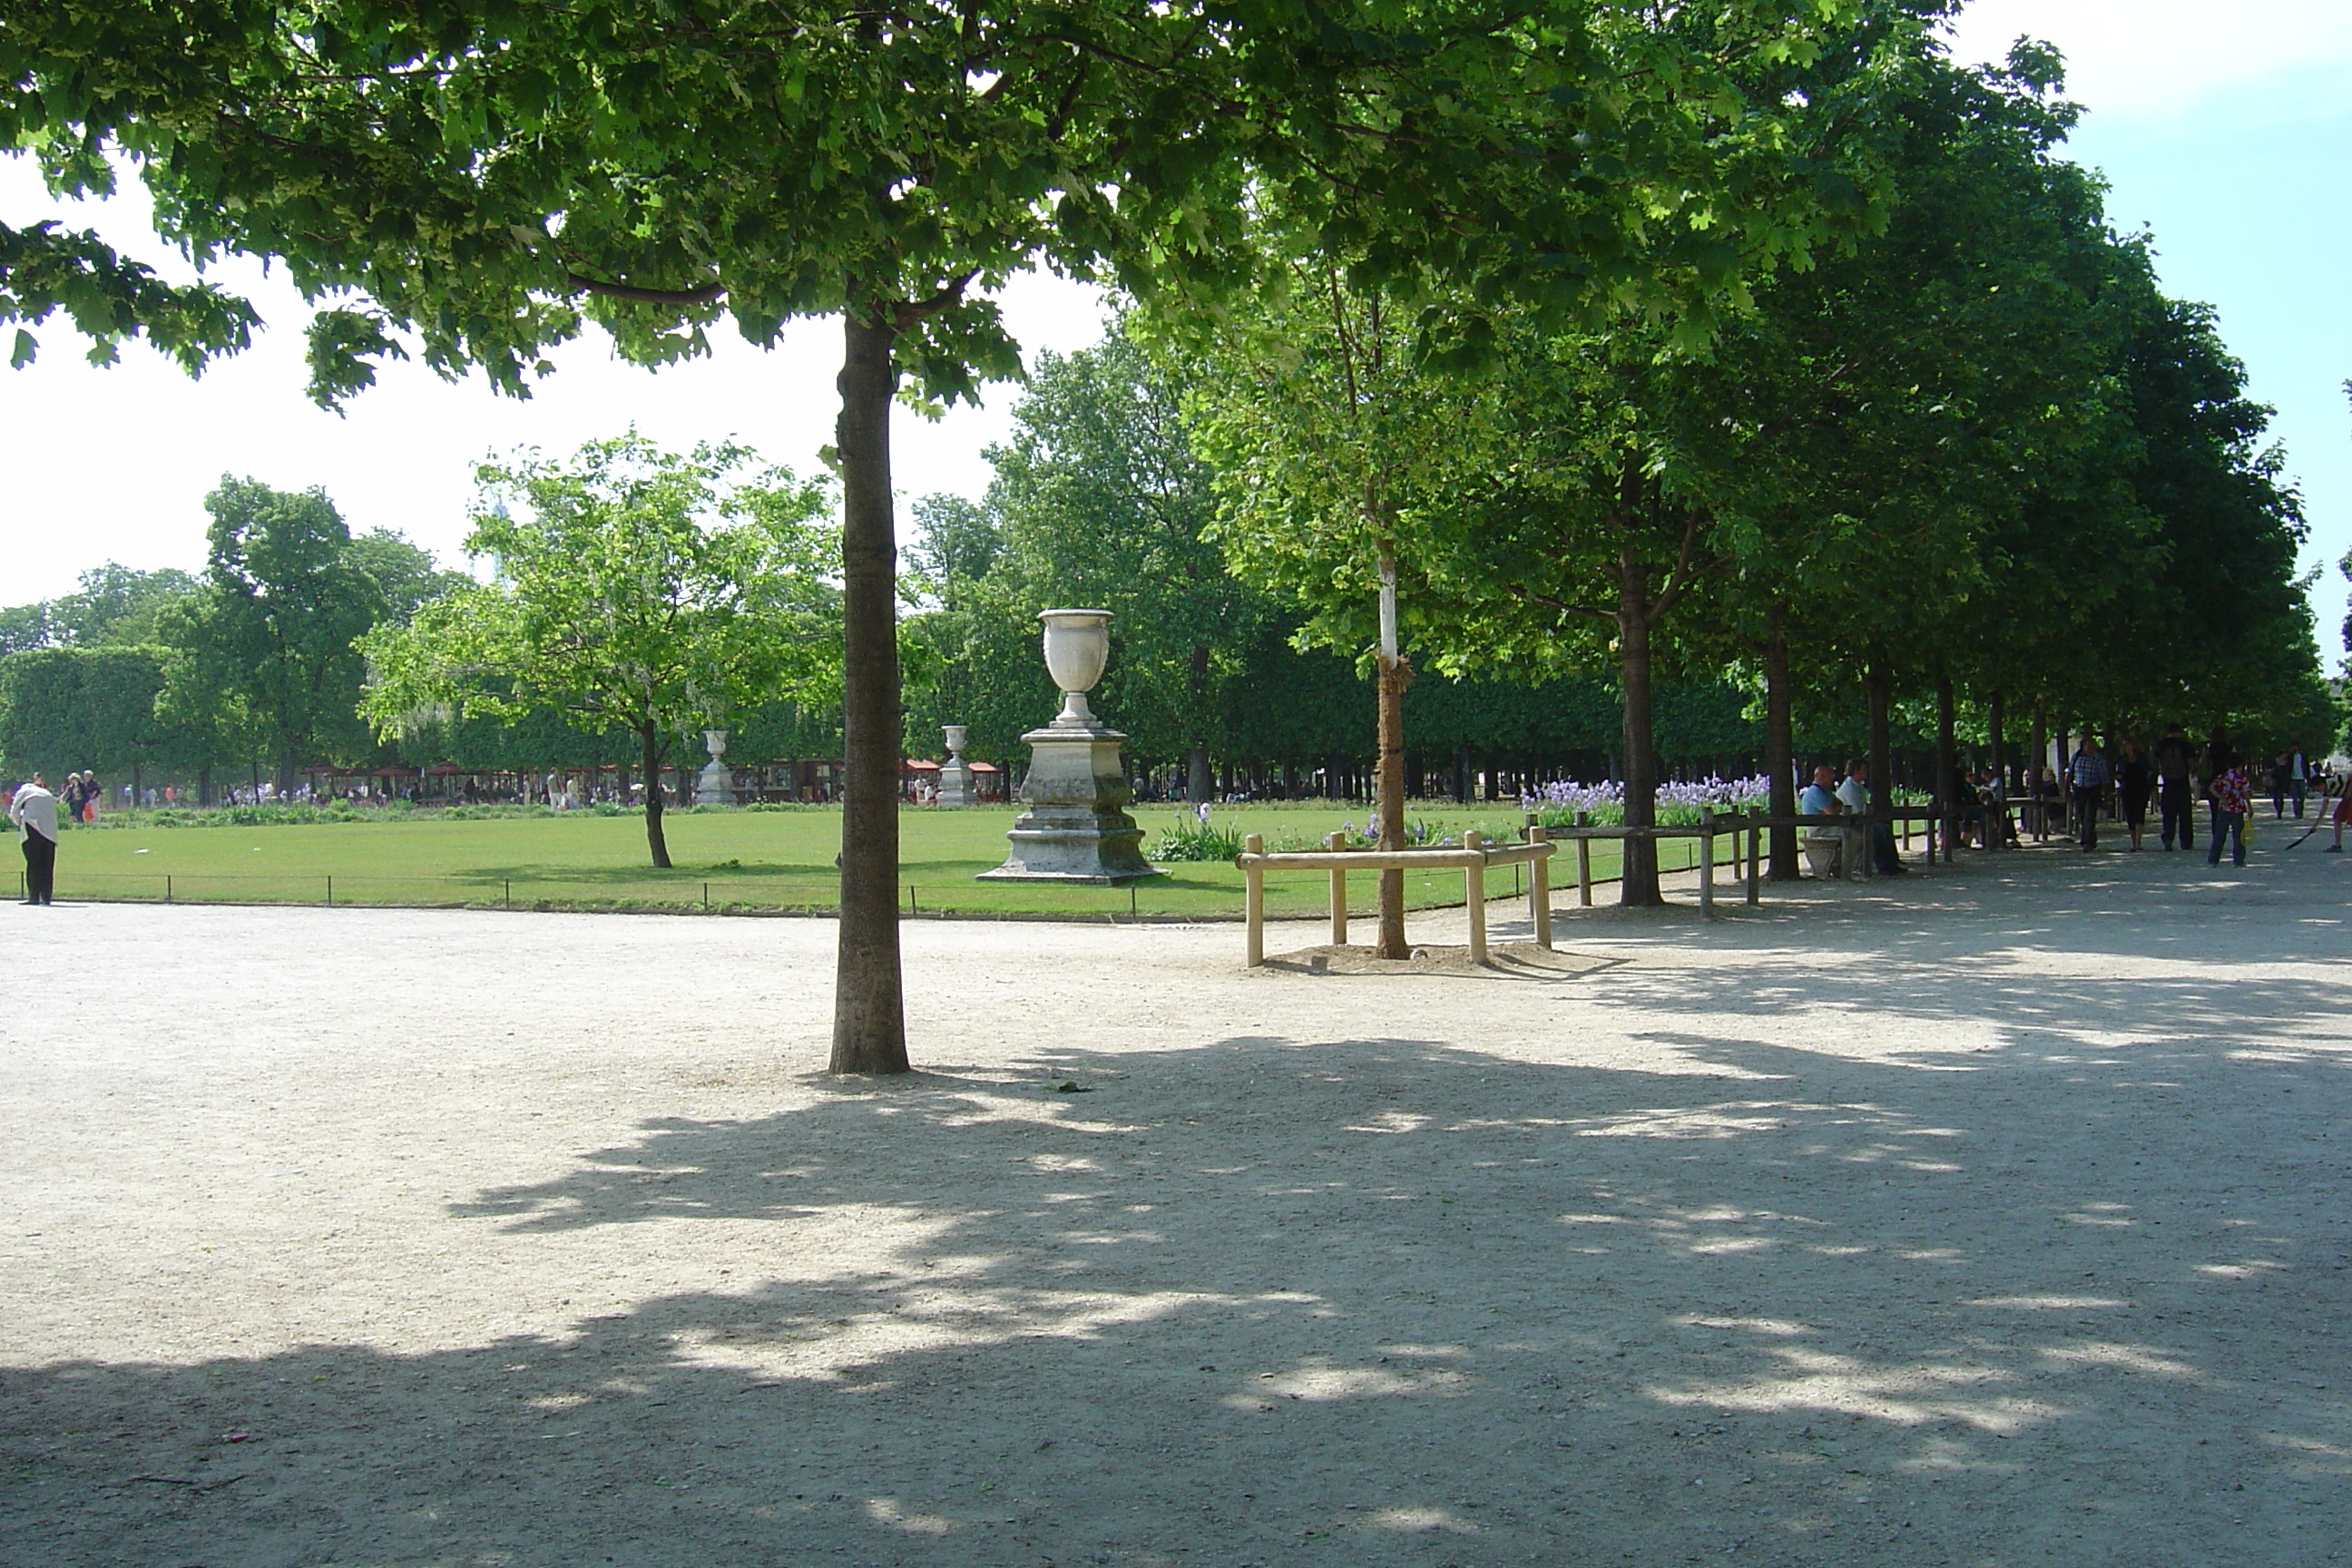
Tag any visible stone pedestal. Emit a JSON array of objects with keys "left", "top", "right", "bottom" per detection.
[{"left": 978, "top": 720, "right": 1156, "bottom": 883}]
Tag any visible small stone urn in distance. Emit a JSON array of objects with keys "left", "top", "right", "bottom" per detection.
[
  {"left": 695, "top": 729, "right": 735, "bottom": 806},
  {"left": 937, "top": 724, "right": 976, "bottom": 808},
  {"left": 979, "top": 609, "right": 1156, "bottom": 883}
]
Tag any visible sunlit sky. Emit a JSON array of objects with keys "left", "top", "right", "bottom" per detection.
[{"left": 4, "top": 1, "right": 2348, "bottom": 663}]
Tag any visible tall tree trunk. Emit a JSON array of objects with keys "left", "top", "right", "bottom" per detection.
[
  {"left": 1617, "top": 552, "right": 1661, "bottom": 907},
  {"left": 830, "top": 307, "right": 910, "bottom": 1075},
  {"left": 1763, "top": 618, "right": 1798, "bottom": 880},
  {"left": 1865, "top": 656, "right": 1894, "bottom": 867},
  {"left": 1374, "top": 544, "right": 1409, "bottom": 958},
  {"left": 1935, "top": 673, "right": 1957, "bottom": 857},
  {"left": 278, "top": 744, "right": 295, "bottom": 802},
  {"left": 1186, "top": 642, "right": 1213, "bottom": 804},
  {"left": 198, "top": 764, "right": 211, "bottom": 809},
  {"left": 640, "top": 720, "right": 671, "bottom": 868},
  {"left": 1986, "top": 689, "right": 2008, "bottom": 806}
]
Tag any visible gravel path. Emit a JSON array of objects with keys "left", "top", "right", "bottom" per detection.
[{"left": 4, "top": 841, "right": 2347, "bottom": 1567}]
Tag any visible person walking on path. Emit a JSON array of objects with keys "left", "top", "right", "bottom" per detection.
[
  {"left": 8, "top": 773, "right": 59, "bottom": 905},
  {"left": 2153, "top": 725, "right": 2196, "bottom": 849},
  {"left": 2068, "top": 735, "right": 2112, "bottom": 850},
  {"left": 2116, "top": 738, "right": 2155, "bottom": 851},
  {"left": 2201, "top": 726, "right": 2240, "bottom": 858},
  {"left": 2209, "top": 762, "right": 2251, "bottom": 866},
  {"left": 2288, "top": 750, "right": 2309, "bottom": 818}
]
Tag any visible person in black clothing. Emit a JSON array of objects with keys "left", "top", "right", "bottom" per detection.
[
  {"left": 2152, "top": 725, "right": 2195, "bottom": 849},
  {"left": 2115, "top": 739, "right": 2155, "bottom": 851},
  {"left": 1951, "top": 761, "right": 1984, "bottom": 848}
]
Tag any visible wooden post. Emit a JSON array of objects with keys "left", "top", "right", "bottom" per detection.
[
  {"left": 1699, "top": 809, "right": 1716, "bottom": 917},
  {"left": 1531, "top": 827, "right": 1553, "bottom": 949},
  {"left": 1522, "top": 823, "right": 1539, "bottom": 926},
  {"left": 1326, "top": 829, "right": 1348, "bottom": 947},
  {"left": 1464, "top": 829, "right": 1488, "bottom": 964},
  {"left": 1574, "top": 809, "right": 1592, "bottom": 906},
  {"left": 1746, "top": 817, "right": 1760, "bottom": 905},
  {"left": 1244, "top": 833, "right": 1265, "bottom": 968}
]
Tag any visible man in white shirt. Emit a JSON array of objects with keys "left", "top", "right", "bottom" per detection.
[{"left": 9, "top": 773, "right": 59, "bottom": 905}]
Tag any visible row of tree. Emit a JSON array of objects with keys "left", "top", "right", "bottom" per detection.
[{"left": 900, "top": 332, "right": 1883, "bottom": 790}]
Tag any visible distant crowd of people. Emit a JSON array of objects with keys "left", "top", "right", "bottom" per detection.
[{"left": 1797, "top": 725, "right": 2339, "bottom": 879}]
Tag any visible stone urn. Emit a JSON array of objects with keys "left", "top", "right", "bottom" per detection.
[
  {"left": 1040, "top": 609, "right": 1113, "bottom": 727},
  {"left": 695, "top": 729, "right": 735, "bottom": 807},
  {"left": 979, "top": 609, "right": 1156, "bottom": 883}
]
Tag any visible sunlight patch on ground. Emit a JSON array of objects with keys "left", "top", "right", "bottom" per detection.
[
  {"left": 2035, "top": 1341, "right": 2206, "bottom": 1380},
  {"left": 1358, "top": 1505, "right": 1478, "bottom": 1534},
  {"left": 1343, "top": 1111, "right": 1434, "bottom": 1134},
  {"left": 1963, "top": 1296, "right": 2132, "bottom": 1310},
  {"left": 1673, "top": 1316, "right": 1815, "bottom": 1337},
  {"left": 1652, "top": 1347, "right": 2067, "bottom": 1433},
  {"left": 864, "top": 1496, "right": 955, "bottom": 1534},
  {"left": 670, "top": 1286, "right": 1261, "bottom": 1381}
]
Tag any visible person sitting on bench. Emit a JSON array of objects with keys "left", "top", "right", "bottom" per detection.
[{"left": 1799, "top": 763, "right": 1853, "bottom": 880}]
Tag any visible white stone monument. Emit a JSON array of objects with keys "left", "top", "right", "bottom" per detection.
[
  {"left": 937, "top": 725, "right": 976, "bottom": 807},
  {"left": 979, "top": 610, "right": 1156, "bottom": 883},
  {"left": 695, "top": 729, "right": 736, "bottom": 806}
]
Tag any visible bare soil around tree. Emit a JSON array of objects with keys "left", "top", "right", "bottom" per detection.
[{"left": 4, "top": 839, "right": 2347, "bottom": 1567}]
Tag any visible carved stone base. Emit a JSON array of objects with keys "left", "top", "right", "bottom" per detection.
[{"left": 977, "top": 723, "right": 1158, "bottom": 883}]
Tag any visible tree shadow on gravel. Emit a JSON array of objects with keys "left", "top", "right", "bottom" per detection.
[{"left": 8, "top": 1023, "right": 2349, "bottom": 1568}]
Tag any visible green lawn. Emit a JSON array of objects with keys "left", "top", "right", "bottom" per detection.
[{"left": 28, "top": 802, "right": 1749, "bottom": 918}]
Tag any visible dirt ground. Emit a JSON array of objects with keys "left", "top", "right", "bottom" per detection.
[{"left": 3, "top": 838, "right": 2347, "bottom": 1567}]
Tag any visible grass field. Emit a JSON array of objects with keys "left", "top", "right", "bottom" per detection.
[{"left": 25, "top": 802, "right": 1753, "bottom": 918}]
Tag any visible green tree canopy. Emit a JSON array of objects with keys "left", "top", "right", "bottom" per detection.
[
  {"left": 158, "top": 477, "right": 388, "bottom": 794},
  {"left": 358, "top": 435, "right": 841, "bottom": 867}
]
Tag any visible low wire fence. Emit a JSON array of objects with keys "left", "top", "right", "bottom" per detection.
[{"left": 19, "top": 825, "right": 1759, "bottom": 923}]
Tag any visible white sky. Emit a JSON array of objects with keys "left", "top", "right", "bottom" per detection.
[{"left": 4, "top": 0, "right": 2348, "bottom": 662}]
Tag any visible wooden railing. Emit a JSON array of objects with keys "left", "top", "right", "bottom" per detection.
[
  {"left": 1233, "top": 803, "right": 1958, "bottom": 967},
  {"left": 1234, "top": 828, "right": 1555, "bottom": 966}
]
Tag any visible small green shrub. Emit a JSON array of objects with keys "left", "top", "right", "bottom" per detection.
[{"left": 1152, "top": 814, "right": 1247, "bottom": 863}]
